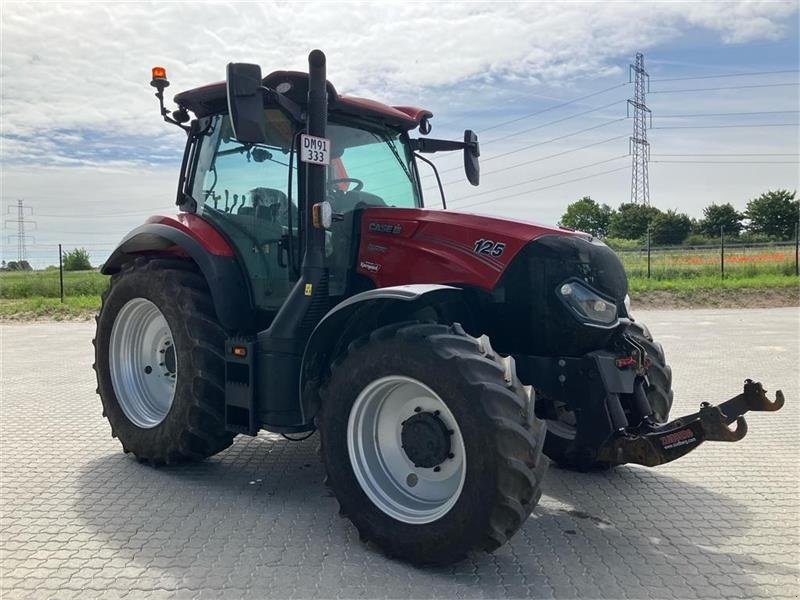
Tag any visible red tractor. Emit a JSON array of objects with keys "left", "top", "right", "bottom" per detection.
[{"left": 94, "top": 51, "right": 784, "bottom": 565}]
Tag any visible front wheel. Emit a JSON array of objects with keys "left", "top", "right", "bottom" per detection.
[{"left": 319, "top": 322, "right": 547, "bottom": 565}]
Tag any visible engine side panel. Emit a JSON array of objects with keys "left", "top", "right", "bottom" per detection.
[{"left": 355, "top": 207, "right": 576, "bottom": 291}]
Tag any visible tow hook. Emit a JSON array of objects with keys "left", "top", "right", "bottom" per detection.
[{"left": 597, "top": 379, "right": 785, "bottom": 467}]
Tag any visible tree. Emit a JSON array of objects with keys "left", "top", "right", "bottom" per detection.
[
  {"left": 697, "top": 203, "right": 743, "bottom": 237},
  {"left": 558, "top": 196, "right": 614, "bottom": 237},
  {"left": 63, "top": 248, "right": 92, "bottom": 271},
  {"left": 608, "top": 203, "right": 661, "bottom": 240},
  {"left": 745, "top": 189, "right": 799, "bottom": 240},
  {"left": 650, "top": 209, "right": 692, "bottom": 245}
]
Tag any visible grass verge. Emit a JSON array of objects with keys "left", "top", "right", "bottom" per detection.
[
  {"left": 1, "top": 275, "right": 797, "bottom": 320},
  {"left": 629, "top": 275, "right": 799, "bottom": 310},
  {"left": 0, "top": 296, "right": 101, "bottom": 321}
]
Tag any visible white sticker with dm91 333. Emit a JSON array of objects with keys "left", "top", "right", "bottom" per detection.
[{"left": 300, "top": 134, "right": 330, "bottom": 166}]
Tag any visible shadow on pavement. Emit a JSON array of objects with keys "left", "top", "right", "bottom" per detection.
[{"left": 72, "top": 434, "right": 795, "bottom": 598}]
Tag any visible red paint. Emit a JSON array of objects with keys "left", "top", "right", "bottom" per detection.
[
  {"left": 145, "top": 214, "right": 235, "bottom": 257},
  {"left": 356, "top": 208, "right": 577, "bottom": 291},
  {"left": 175, "top": 79, "right": 431, "bottom": 129},
  {"left": 392, "top": 106, "right": 434, "bottom": 123},
  {"left": 338, "top": 96, "right": 429, "bottom": 127}
]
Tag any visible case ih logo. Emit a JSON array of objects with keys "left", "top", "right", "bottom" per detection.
[
  {"left": 659, "top": 428, "right": 696, "bottom": 450},
  {"left": 369, "top": 222, "right": 403, "bottom": 235}
]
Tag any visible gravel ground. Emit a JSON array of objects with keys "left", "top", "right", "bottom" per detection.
[{"left": 1, "top": 307, "right": 798, "bottom": 599}]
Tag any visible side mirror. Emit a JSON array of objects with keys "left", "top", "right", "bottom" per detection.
[
  {"left": 463, "top": 129, "right": 480, "bottom": 186},
  {"left": 226, "top": 63, "right": 267, "bottom": 144}
]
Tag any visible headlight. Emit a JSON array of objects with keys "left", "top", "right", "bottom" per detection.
[
  {"left": 557, "top": 281, "right": 618, "bottom": 325},
  {"left": 624, "top": 293, "right": 632, "bottom": 317}
]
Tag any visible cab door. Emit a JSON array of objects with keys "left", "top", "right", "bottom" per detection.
[{"left": 191, "top": 111, "right": 299, "bottom": 313}]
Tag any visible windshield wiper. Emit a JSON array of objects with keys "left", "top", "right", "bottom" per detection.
[{"left": 375, "top": 133, "right": 414, "bottom": 186}]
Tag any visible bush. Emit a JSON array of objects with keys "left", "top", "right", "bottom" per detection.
[
  {"left": 62, "top": 248, "right": 92, "bottom": 271},
  {"left": 650, "top": 210, "right": 692, "bottom": 245},
  {"left": 605, "top": 237, "right": 642, "bottom": 251},
  {"left": 682, "top": 234, "right": 716, "bottom": 247}
]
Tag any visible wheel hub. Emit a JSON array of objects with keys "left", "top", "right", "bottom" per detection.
[
  {"left": 401, "top": 411, "right": 452, "bottom": 468},
  {"left": 108, "top": 298, "right": 177, "bottom": 429}
]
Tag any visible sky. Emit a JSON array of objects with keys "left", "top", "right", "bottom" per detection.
[{"left": 1, "top": 1, "right": 798, "bottom": 267}]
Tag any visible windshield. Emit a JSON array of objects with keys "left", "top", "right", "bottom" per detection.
[{"left": 327, "top": 122, "right": 420, "bottom": 208}]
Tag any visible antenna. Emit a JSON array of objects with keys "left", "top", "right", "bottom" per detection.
[{"left": 628, "top": 52, "right": 652, "bottom": 205}]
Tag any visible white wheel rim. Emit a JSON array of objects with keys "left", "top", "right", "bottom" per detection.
[
  {"left": 347, "top": 376, "right": 467, "bottom": 524},
  {"left": 109, "top": 298, "right": 177, "bottom": 429}
]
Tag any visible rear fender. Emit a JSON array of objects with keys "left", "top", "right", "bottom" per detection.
[
  {"left": 299, "top": 284, "right": 466, "bottom": 422},
  {"left": 102, "top": 219, "right": 254, "bottom": 332}
]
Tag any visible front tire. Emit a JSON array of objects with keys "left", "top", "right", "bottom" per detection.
[
  {"left": 319, "top": 322, "right": 547, "bottom": 565},
  {"left": 94, "top": 258, "right": 234, "bottom": 465}
]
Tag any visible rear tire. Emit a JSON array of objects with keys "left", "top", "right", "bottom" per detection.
[
  {"left": 542, "top": 321, "right": 674, "bottom": 471},
  {"left": 319, "top": 322, "right": 547, "bottom": 565},
  {"left": 94, "top": 257, "right": 234, "bottom": 465}
]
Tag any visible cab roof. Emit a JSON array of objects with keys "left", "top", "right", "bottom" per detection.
[{"left": 174, "top": 70, "right": 432, "bottom": 131}]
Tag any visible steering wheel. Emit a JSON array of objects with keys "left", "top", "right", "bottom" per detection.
[{"left": 327, "top": 177, "right": 364, "bottom": 194}]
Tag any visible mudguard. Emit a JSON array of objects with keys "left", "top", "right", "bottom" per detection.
[
  {"left": 102, "top": 217, "right": 254, "bottom": 332},
  {"left": 299, "top": 284, "right": 464, "bottom": 422}
]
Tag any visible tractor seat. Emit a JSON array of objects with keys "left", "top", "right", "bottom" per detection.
[{"left": 238, "top": 187, "right": 290, "bottom": 224}]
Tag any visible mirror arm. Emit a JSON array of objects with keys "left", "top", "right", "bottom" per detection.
[
  {"left": 410, "top": 138, "right": 467, "bottom": 153},
  {"left": 414, "top": 152, "right": 446, "bottom": 210},
  {"left": 260, "top": 86, "right": 305, "bottom": 123},
  {"left": 153, "top": 87, "right": 191, "bottom": 133}
]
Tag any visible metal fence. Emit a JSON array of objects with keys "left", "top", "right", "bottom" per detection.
[
  {"left": 0, "top": 244, "right": 112, "bottom": 302},
  {"left": 617, "top": 238, "right": 800, "bottom": 280}
]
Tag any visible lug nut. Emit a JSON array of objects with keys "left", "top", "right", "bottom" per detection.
[
  {"left": 144, "top": 366, "right": 152, "bottom": 374},
  {"left": 448, "top": 453, "right": 454, "bottom": 459}
]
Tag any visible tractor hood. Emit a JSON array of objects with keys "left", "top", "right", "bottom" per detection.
[{"left": 356, "top": 207, "right": 589, "bottom": 291}]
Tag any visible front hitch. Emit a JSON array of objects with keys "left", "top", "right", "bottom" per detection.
[{"left": 597, "top": 380, "right": 785, "bottom": 467}]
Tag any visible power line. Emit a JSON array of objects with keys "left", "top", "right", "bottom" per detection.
[
  {"left": 424, "top": 134, "right": 630, "bottom": 190},
  {"left": 36, "top": 211, "right": 166, "bottom": 219},
  {"left": 454, "top": 166, "right": 630, "bottom": 211},
  {"left": 423, "top": 118, "right": 628, "bottom": 180},
  {"left": 652, "top": 123, "right": 798, "bottom": 130},
  {"left": 652, "top": 160, "right": 800, "bottom": 164},
  {"left": 652, "top": 153, "right": 800, "bottom": 157},
  {"left": 649, "top": 82, "right": 798, "bottom": 94},
  {"left": 482, "top": 100, "right": 622, "bottom": 146},
  {"left": 650, "top": 69, "right": 799, "bottom": 82},
  {"left": 657, "top": 110, "right": 800, "bottom": 118},
  {"left": 446, "top": 155, "right": 629, "bottom": 205},
  {"left": 482, "top": 117, "right": 627, "bottom": 164},
  {"left": 477, "top": 82, "right": 629, "bottom": 134}
]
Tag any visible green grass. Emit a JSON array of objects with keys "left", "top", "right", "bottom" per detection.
[
  {"left": 628, "top": 273, "right": 800, "bottom": 293},
  {"left": 0, "top": 295, "right": 101, "bottom": 320},
  {"left": 0, "top": 253, "right": 797, "bottom": 319},
  {"left": 0, "top": 269, "right": 108, "bottom": 299}
]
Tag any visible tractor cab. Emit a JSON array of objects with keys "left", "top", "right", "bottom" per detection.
[{"left": 168, "top": 70, "right": 471, "bottom": 316}]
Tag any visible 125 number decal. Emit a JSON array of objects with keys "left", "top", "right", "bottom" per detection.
[{"left": 473, "top": 239, "right": 506, "bottom": 257}]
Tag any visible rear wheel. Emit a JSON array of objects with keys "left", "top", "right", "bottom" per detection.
[
  {"left": 542, "top": 322, "right": 674, "bottom": 471},
  {"left": 94, "top": 258, "right": 234, "bottom": 465},
  {"left": 319, "top": 322, "right": 547, "bottom": 565}
]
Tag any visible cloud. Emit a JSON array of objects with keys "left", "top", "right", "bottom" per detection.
[
  {"left": 0, "top": 1, "right": 797, "bottom": 266},
  {"left": 1, "top": 1, "right": 796, "bottom": 145}
]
